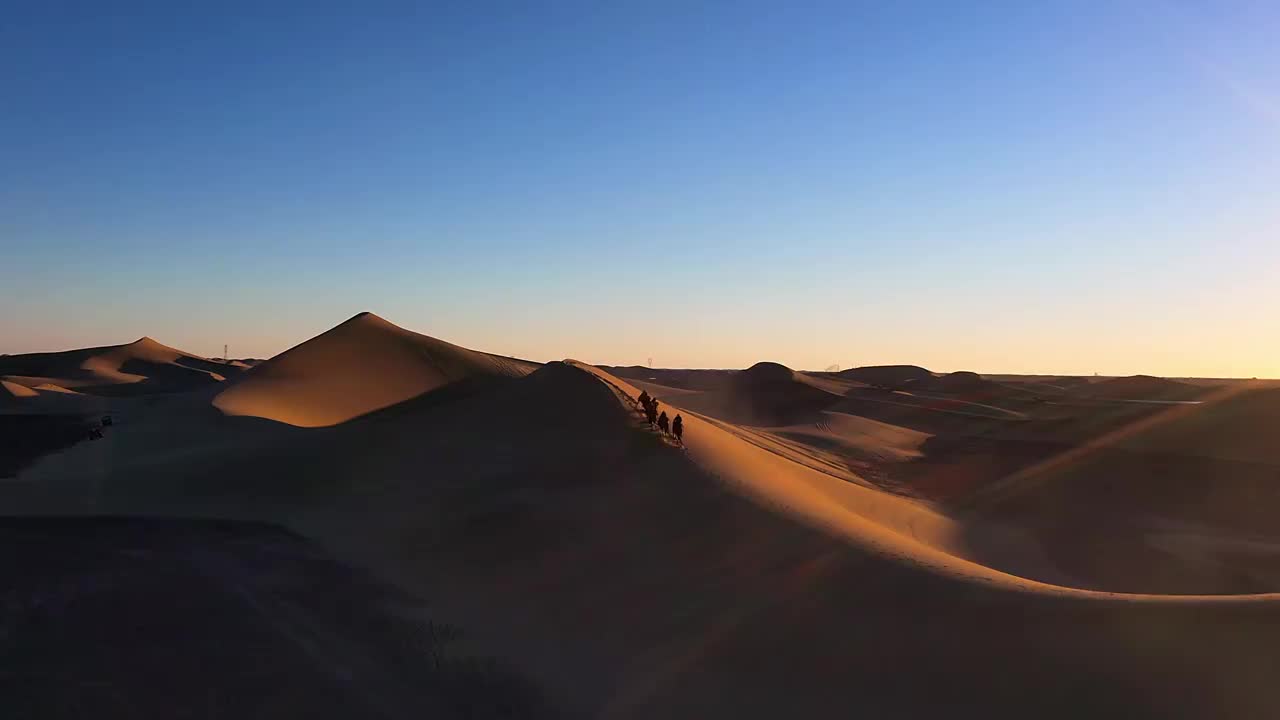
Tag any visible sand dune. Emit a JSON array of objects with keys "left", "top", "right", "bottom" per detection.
[
  {"left": 212, "top": 311, "right": 538, "bottom": 427},
  {"left": 1091, "top": 373, "right": 1203, "bottom": 400},
  {"left": 579, "top": 363, "right": 1280, "bottom": 597},
  {"left": 32, "top": 334, "right": 1263, "bottom": 598},
  {"left": 964, "top": 384, "right": 1280, "bottom": 545},
  {"left": 836, "top": 363, "right": 933, "bottom": 387},
  {"left": 1, "top": 377, "right": 102, "bottom": 415},
  {"left": 1, "top": 379, "right": 39, "bottom": 400},
  {"left": 7, "top": 316, "right": 1280, "bottom": 718},
  {"left": 906, "top": 369, "right": 990, "bottom": 391},
  {"left": 585, "top": 364, "right": 1280, "bottom": 597}
]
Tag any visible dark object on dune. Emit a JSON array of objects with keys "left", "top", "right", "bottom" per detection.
[
  {"left": 645, "top": 398, "right": 659, "bottom": 426},
  {"left": 101, "top": 414, "right": 113, "bottom": 426},
  {"left": 638, "top": 390, "right": 657, "bottom": 425},
  {"left": 88, "top": 427, "right": 104, "bottom": 440}
]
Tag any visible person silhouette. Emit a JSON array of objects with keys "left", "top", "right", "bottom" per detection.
[
  {"left": 638, "top": 390, "right": 651, "bottom": 411},
  {"left": 672, "top": 414, "right": 684, "bottom": 444},
  {"left": 657, "top": 411, "right": 669, "bottom": 434},
  {"left": 645, "top": 399, "right": 658, "bottom": 426}
]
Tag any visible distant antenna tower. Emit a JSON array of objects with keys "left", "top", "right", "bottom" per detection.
[
  {"left": 647, "top": 357, "right": 653, "bottom": 368},
  {"left": 224, "top": 344, "right": 229, "bottom": 362}
]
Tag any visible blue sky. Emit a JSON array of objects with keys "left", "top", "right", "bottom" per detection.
[{"left": 4, "top": 1, "right": 1278, "bottom": 375}]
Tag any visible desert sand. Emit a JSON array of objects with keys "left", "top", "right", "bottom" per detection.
[{"left": 4, "top": 312, "right": 1280, "bottom": 718}]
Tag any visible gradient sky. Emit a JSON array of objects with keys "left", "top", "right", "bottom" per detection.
[{"left": 4, "top": 1, "right": 1278, "bottom": 376}]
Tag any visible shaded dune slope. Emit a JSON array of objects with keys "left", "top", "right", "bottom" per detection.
[{"left": 213, "top": 312, "right": 538, "bottom": 427}]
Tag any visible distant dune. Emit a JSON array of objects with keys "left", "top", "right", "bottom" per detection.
[
  {"left": 653, "top": 361, "right": 845, "bottom": 426},
  {"left": 903, "top": 369, "right": 993, "bottom": 393},
  {"left": 836, "top": 364, "right": 933, "bottom": 388},
  {"left": 603, "top": 365, "right": 737, "bottom": 391},
  {"left": 1, "top": 377, "right": 96, "bottom": 415},
  {"left": 212, "top": 311, "right": 538, "bottom": 427},
  {"left": 935, "top": 369, "right": 986, "bottom": 388},
  {"left": 1091, "top": 374, "right": 1203, "bottom": 400},
  {"left": 0, "top": 336, "right": 236, "bottom": 395},
  {"left": 739, "top": 361, "right": 794, "bottom": 383}
]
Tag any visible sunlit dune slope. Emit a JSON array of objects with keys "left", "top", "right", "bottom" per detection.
[
  {"left": 212, "top": 312, "right": 538, "bottom": 427},
  {"left": 1, "top": 379, "right": 40, "bottom": 400}
]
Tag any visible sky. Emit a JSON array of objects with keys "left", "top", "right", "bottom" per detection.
[{"left": 3, "top": 1, "right": 1278, "bottom": 376}]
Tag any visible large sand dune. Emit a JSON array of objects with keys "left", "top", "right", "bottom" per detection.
[
  {"left": 6, "top": 315, "right": 1280, "bottom": 718},
  {"left": 212, "top": 311, "right": 538, "bottom": 427}
]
